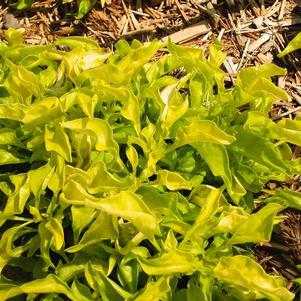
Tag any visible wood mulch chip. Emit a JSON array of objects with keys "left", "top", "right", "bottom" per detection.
[{"left": 0, "top": 0, "right": 301, "bottom": 296}]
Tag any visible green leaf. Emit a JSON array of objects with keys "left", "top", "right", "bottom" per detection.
[
  {"left": 4, "top": 28, "right": 25, "bottom": 45},
  {"left": 10, "top": 0, "right": 35, "bottom": 10},
  {"left": 84, "top": 262, "right": 132, "bottom": 301},
  {"left": 245, "top": 111, "right": 301, "bottom": 146},
  {"left": 133, "top": 276, "right": 171, "bottom": 301},
  {"left": 0, "top": 149, "right": 27, "bottom": 165},
  {"left": 187, "top": 273, "right": 214, "bottom": 301},
  {"left": 228, "top": 203, "right": 284, "bottom": 245},
  {"left": 156, "top": 169, "right": 192, "bottom": 190},
  {"left": 160, "top": 81, "right": 189, "bottom": 134},
  {"left": 54, "top": 36, "right": 99, "bottom": 49},
  {"left": 71, "top": 205, "right": 96, "bottom": 243},
  {"left": 4, "top": 60, "right": 42, "bottom": 104},
  {"left": 45, "top": 218, "right": 65, "bottom": 250},
  {"left": 139, "top": 249, "right": 200, "bottom": 275},
  {"left": 77, "top": 0, "right": 97, "bottom": 19},
  {"left": 266, "top": 189, "right": 301, "bottom": 210},
  {"left": 3, "top": 173, "right": 30, "bottom": 215},
  {"left": 213, "top": 206, "right": 249, "bottom": 234},
  {"left": 231, "top": 130, "right": 290, "bottom": 173},
  {"left": 0, "top": 274, "right": 77, "bottom": 300},
  {"left": 214, "top": 255, "right": 294, "bottom": 301},
  {"left": 71, "top": 280, "right": 94, "bottom": 301},
  {"left": 278, "top": 32, "right": 301, "bottom": 57},
  {"left": 0, "top": 221, "right": 32, "bottom": 272},
  {"left": 67, "top": 211, "right": 118, "bottom": 253},
  {"left": 0, "top": 128, "right": 22, "bottom": 146},
  {"left": 61, "top": 182, "right": 160, "bottom": 238},
  {"left": 175, "top": 119, "right": 236, "bottom": 147},
  {"left": 87, "top": 161, "right": 134, "bottom": 194},
  {"left": 62, "top": 117, "right": 119, "bottom": 155},
  {"left": 194, "top": 143, "right": 246, "bottom": 203},
  {"left": 234, "top": 64, "right": 288, "bottom": 110},
  {"left": 182, "top": 187, "right": 222, "bottom": 244},
  {"left": 45, "top": 125, "right": 72, "bottom": 162}
]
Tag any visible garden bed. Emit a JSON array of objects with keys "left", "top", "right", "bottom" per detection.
[{"left": 0, "top": 0, "right": 300, "bottom": 300}]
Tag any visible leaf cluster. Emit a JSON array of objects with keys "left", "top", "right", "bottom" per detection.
[{"left": 0, "top": 28, "right": 300, "bottom": 300}]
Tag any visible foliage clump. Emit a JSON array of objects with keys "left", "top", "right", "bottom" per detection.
[{"left": 0, "top": 28, "right": 300, "bottom": 300}]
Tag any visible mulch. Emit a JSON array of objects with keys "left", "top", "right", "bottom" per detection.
[{"left": 0, "top": 0, "right": 301, "bottom": 296}]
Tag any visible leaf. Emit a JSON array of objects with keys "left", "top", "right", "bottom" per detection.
[
  {"left": 139, "top": 249, "right": 200, "bottom": 275},
  {"left": 245, "top": 111, "right": 301, "bottom": 147},
  {"left": 22, "top": 97, "right": 62, "bottom": 129},
  {"left": 61, "top": 181, "right": 160, "bottom": 238},
  {"left": 87, "top": 161, "right": 133, "bottom": 194},
  {"left": 45, "top": 218, "right": 65, "bottom": 250},
  {"left": 0, "top": 221, "right": 32, "bottom": 272},
  {"left": 267, "top": 189, "right": 301, "bottom": 210},
  {"left": 54, "top": 36, "right": 99, "bottom": 49},
  {"left": 160, "top": 82, "right": 189, "bottom": 134},
  {"left": 28, "top": 162, "right": 53, "bottom": 197},
  {"left": 84, "top": 262, "right": 132, "bottom": 301},
  {"left": 62, "top": 89, "right": 98, "bottom": 118},
  {"left": 228, "top": 203, "right": 284, "bottom": 245},
  {"left": 234, "top": 64, "right": 288, "bottom": 110},
  {"left": 194, "top": 143, "right": 246, "bottom": 203},
  {"left": 10, "top": 0, "right": 35, "bottom": 10},
  {"left": 213, "top": 206, "right": 249, "bottom": 234},
  {"left": 187, "top": 273, "right": 214, "bottom": 301},
  {"left": 4, "top": 28, "right": 25, "bottom": 46},
  {"left": 0, "top": 103, "right": 26, "bottom": 121},
  {"left": 0, "top": 149, "right": 27, "bottom": 165},
  {"left": 67, "top": 211, "right": 118, "bottom": 253},
  {"left": 4, "top": 60, "right": 42, "bottom": 104},
  {"left": 275, "top": 118, "right": 301, "bottom": 146},
  {"left": 156, "top": 169, "right": 192, "bottom": 191},
  {"left": 0, "top": 274, "right": 77, "bottom": 301},
  {"left": 175, "top": 119, "right": 236, "bottom": 147},
  {"left": 231, "top": 130, "right": 290, "bottom": 174},
  {"left": 126, "top": 145, "right": 139, "bottom": 175},
  {"left": 133, "top": 276, "right": 171, "bottom": 301},
  {"left": 45, "top": 125, "right": 72, "bottom": 162},
  {"left": 182, "top": 188, "right": 222, "bottom": 244},
  {"left": 71, "top": 280, "right": 94, "bottom": 301},
  {"left": 0, "top": 128, "right": 22, "bottom": 146},
  {"left": 3, "top": 173, "right": 30, "bottom": 215},
  {"left": 95, "top": 85, "right": 141, "bottom": 134},
  {"left": 71, "top": 205, "right": 96, "bottom": 243},
  {"left": 62, "top": 117, "right": 119, "bottom": 155},
  {"left": 77, "top": 0, "right": 97, "bottom": 19},
  {"left": 214, "top": 255, "right": 294, "bottom": 301},
  {"left": 278, "top": 32, "right": 301, "bottom": 57}
]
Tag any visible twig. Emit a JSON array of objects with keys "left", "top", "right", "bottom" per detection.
[
  {"left": 278, "top": 0, "right": 286, "bottom": 21},
  {"left": 175, "top": 0, "right": 189, "bottom": 22},
  {"left": 237, "top": 38, "right": 250, "bottom": 71},
  {"left": 272, "top": 107, "right": 301, "bottom": 121},
  {"left": 161, "top": 20, "right": 210, "bottom": 43}
]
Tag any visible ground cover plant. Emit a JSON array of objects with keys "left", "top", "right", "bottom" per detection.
[{"left": 0, "top": 28, "right": 300, "bottom": 300}]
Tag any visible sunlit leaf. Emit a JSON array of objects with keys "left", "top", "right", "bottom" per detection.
[
  {"left": 214, "top": 255, "right": 294, "bottom": 301},
  {"left": 278, "top": 32, "right": 301, "bottom": 57}
]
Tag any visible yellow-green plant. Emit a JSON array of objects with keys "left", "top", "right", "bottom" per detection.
[{"left": 0, "top": 28, "right": 300, "bottom": 300}]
